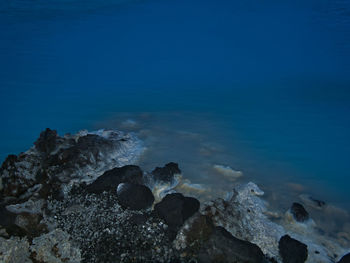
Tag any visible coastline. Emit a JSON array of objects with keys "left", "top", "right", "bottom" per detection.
[{"left": 0, "top": 128, "right": 349, "bottom": 262}]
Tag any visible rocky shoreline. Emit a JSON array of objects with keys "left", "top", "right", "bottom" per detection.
[{"left": 0, "top": 128, "right": 349, "bottom": 263}]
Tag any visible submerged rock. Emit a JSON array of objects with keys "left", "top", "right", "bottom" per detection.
[
  {"left": 279, "top": 235, "right": 308, "bottom": 263},
  {"left": 86, "top": 165, "right": 143, "bottom": 194},
  {"left": 290, "top": 203, "right": 309, "bottom": 222},
  {"left": 116, "top": 183, "right": 154, "bottom": 210},
  {"left": 299, "top": 194, "right": 326, "bottom": 210}
]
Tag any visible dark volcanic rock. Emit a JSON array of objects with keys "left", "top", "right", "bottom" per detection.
[
  {"left": 154, "top": 193, "right": 200, "bottom": 228},
  {"left": 44, "top": 134, "right": 115, "bottom": 174},
  {"left": 86, "top": 165, "right": 143, "bottom": 194},
  {"left": 338, "top": 253, "right": 350, "bottom": 263},
  {"left": 290, "top": 203, "right": 309, "bottom": 222},
  {"left": 151, "top": 162, "right": 181, "bottom": 182},
  {"left": 34, "top": 128, "right": 60, "bottom": 155},
  {"left": 198, "top": 226, "right": 265, "bottom": 263},
  {"left": 279, "top": 235, "right": 308, "bottom": 263},
  {"left": 117, "top": 183, "right": 154, "bottom": 210}
]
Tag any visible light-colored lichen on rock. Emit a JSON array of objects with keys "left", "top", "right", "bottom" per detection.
[
  {"left": 30, "top": 229, "right": 81, "bottom": 263},
  {"left": 0, "top": 236, "right": 31, "bottom": 263}
]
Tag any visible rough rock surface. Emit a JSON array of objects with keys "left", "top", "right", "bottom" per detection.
[
  {"left": 1, "top": 128, "right": 349, "bottom": 263},
  {"left": 0, "top": 128, "right": 144, "bottom": 201},
  {"left": 290, "top": 203, "right": 309, "bottom": 222},
  {"left": 201, "top": 182, "right": 285, "bottom": 260},
  {"left": 45, "top": 186, "right": 178, "bottom": 263},
  {"left": 279, "top": 235, "right": 308, "bottom": 263},
  {"left": 0, "top": 236, "right": 31, "bottom": 263},
  {"left": 116, "top": 183, "right": 154, "bottom": 210}
]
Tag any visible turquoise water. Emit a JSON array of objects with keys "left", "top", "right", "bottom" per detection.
[{"left": 1, "top": 0, "right": 350, "bottom": 213}]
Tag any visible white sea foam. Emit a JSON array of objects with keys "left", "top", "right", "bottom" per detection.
[{"left": 213, "top": 164, "right": 243, "bottom": 179}]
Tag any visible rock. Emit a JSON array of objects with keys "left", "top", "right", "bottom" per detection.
[
  {"left": 0, "top": 206, "right": 26, "bottom": 237},
  {"left": 201, "top": 182, "right": 285, "bottom": 259},
  {"left": 14, "top": 212, "right": 48, "bottom": 238},
  {"left": 299, "top": 194, "right": 326, "bottom": 210},
  {"left": 279, "top": 235, "right": 308, "bottom": 263},
  {"left": 0, "top": 129, "right": 144, "bottom": 200},
  {"left": 30, "top": 229, "right": 81, "bottom": 263},
  {"left": 0, "top": 236, "right": 31, "bottom": 263},
  {"left": 144, "top": 162, "right": 182, "bottom": 201},
  {"left": 155, "top": 193, "right": 200, "bottom": 227},
  {"left": 198, "top": 226, "right": 265, "bottom": 263},
  {"left": 174, "top": 213, "right": 215, "bottom": 252},
  {"left": 151, "top": 162, "right": 181, "bottom": 182},
  {"left": 290, "top": 203, "right": 309, "bottom": 222},
  {"left": 87, "top": 165, "right": 143, "bottom": 194},
  {"left": 117, "top": 183, "right": 154, "bottom": 210},
  {"left": 338, "top": 253, "right": 350, "bottom": 263},
  {"left": 34, "top": 128, "right": 61, "bottom": 155}
]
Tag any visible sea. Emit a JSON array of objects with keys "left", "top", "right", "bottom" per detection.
[{"left": 1, "top": 0, "right": 350, "bottom": 238}]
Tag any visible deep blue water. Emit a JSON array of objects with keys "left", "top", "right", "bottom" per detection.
[{"left": 1, "top": 0, "right": 350, "bottom": 209}]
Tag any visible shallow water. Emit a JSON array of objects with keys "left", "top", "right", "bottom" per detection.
[{"left": 1, "top": 0, "right": 350, "bottom": 236}]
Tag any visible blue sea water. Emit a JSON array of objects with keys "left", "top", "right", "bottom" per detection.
[{"left": 0, "top": 0, "right": 350, "bottom": 215}]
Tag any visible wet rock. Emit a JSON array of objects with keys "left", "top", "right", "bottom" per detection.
[
  {"left": 338, "top": 253, "right": 350, "bottom": 263},
  {"left": 151, "top": 162, "right": 181, "bottom": 182},
  {"left": 117, "top": 183, "right": 154, "bottom": 210},
  {"left": 290, "top": 203, "right": 309, "bottom": 222},
  {"left": 279, "top": 235, "right": 308, "bottom": 263},
  {"left": 86, "top": 165, "right": 143, "bottom": 194},
  {"left": 198, "top": 226, "right": 265, "bottom": 263},
  {"left": 299, "top": 194, "right": 326, "bottom": 210},
  {"left": 154, "top": 193, "right": 200, "bottom": 228}
]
